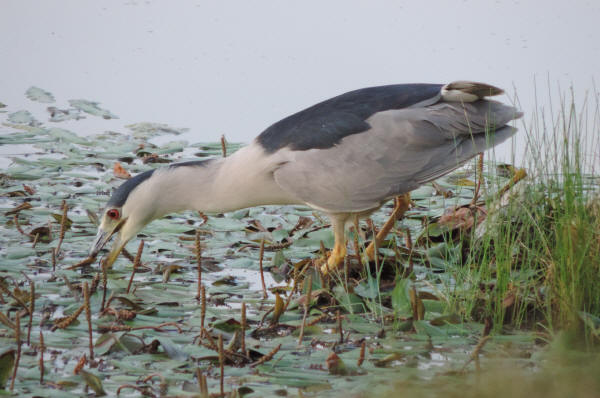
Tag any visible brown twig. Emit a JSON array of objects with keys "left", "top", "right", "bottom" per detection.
[
  {"left": 200, "top": 285, "right": 206, "bottom": 331},
  {"left": 51, "top": 248, "right": 56, "bottom": 272},
  {"left": 258, "top": 307, "right": 274, "bottom": 328},
  {"left": 83, "top": 282, "right": 94, "bottom": 360},
  {"left": 470, "top": 153, "right": 484, "bottom": 206},
  {"left": 39, "top": 331, "right": 45, "bottom": 384},
  {"left": 337, "top": 310, "right": 344, "bottom": 344},
  {"left": 13, "top": 214, "right": 32, "bottom": 237},
  {"left": 357, "top": 340, "right": 366, "bottom": 367},
  {"left": 352, "top": 217, "right": 364, "bottom": 269},
  {"left": 10, "top": 312, "right": 21, "bottom": 392},
  {"left": 461, "top": 335, "right": 491, "bottom": 373},
  {"left": 116, "top": 384, "right": 154, "bottom": 396},
  {"left": 31, "top": 233, "right": 40, "bottom": 248},
  {"left": 0, "top": 284, "right": 30, "bottom": 315},
  {"left": 241, "top": 302, "right": 246, "bottom": 355},
  {"left": 202, "top": 330, "right": 219, "bottom": 351},
  {"left": 121, "top": 248, "right": 135, "bottom": 262},
  {"left": 405, "top": 227, "right": 414, "bottom": 276},
  {"left": 73, "top": 354, "right": 86, "bottom": 375},
  {"left": 218, "top": 334, "right": 224, "bottom": 397},
  {"left": 497, "top": 168, "right": 527, "bottom": 198},
  {"left": 250, "top": 344, "right": 281, "bottom": 368},
  {"left": 126, "top": 240, "right": 144, "bottom": 294},
  {"left": 62, "top": 275, "right": 79, "bottom": 300},
  {"left": 55, "top": 200, "right": 68, "bottom": 255},
  {"left": 47, "top": 219, "right": 53, "bottom": 242},
  {"left": 196, "top": 368, "right": 208, "bottom": 397},
  {"left": 142, "top": 373, "right": 167, "bottom": 395},
  {"left": 52, "top": 304, "right": 84, "bottom": 330},
  {"left": 0, "top": 311, "right": 15, "bottom": 329},
  {"left": 27, "top": 281, "right": 34, "bottom": 346},
  {"left": 97, "top": 322, "right": 183, "bottom": 333},
  {"left": 101, "top": 259, "right": 108, "bottom": 312},
  {"left": 195, "top": 230, "right": 202, "bottom": 300},
  {"left": 259, "top": 238, "right": 268, "bottom": 299},
  {"left": 220, "top": 134, "right": 227, "bottom": 157},
  {"left": 307, "top": 313, "right": 327, "bottom": 327},
  {"left": 297, "top": 274, "right": 312, "bottom": 347}
]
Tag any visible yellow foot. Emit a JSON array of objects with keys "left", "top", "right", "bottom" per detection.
[{"left": 319, "top": 245, "right": 347, "bottom": 275}]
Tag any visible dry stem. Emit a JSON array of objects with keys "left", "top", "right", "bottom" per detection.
[
  {"left": 10, "top": 312, "right": 21, "bottom": 392},
  {"left": 250, "top": 344, "right": 281, "bottom": 368},
  {"left": 83, "top": 282, "right": 94, "bottom": 360},
  {"left": 39, "top": 331, "right": 45, "bottom": 384},
  {"left": 195, "top": 230, "right": 202, "bottom": 300},
  {"left": 126, "top": 240, "right": 144, "bottom": 294},
  {"left": 27, "top": 281, "right": 34, "bottom": 346},
  {"left": 259, "top": 238, "right": 267, "bottom": 299},
  {"left": 55, "top": 200, "right": 68, "bottom": 255},
  {"left": 241, "top": 302, "right": 247, "bottom": 355}
]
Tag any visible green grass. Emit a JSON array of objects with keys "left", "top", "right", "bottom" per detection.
[{"left": 443, "top": 88, "right": 600, "bottom": 345}]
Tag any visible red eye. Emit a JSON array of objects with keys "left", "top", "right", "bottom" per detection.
[{"left": 107, "top": 209, "right": 120, "bottom": 220}]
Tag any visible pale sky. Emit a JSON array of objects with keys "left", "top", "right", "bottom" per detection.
[{"left": 1, "top": 0, "right": 599, "bottom": 165}]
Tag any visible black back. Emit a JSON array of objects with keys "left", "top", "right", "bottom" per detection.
[
  {"left": 107, "top": 169, "right": 155, "bottom": 207},
  {"left": 256, "top": 83, "right": 443, "bottom": 153}
]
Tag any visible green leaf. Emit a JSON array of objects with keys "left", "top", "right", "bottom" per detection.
[
  {"left": 25, "top": 86, "right": 55, "bottom": 103},
  {"left": 332, "top": 286, "right": 365, "bottom": 314},
  {"left": 79, "top": 370, "right": 106, "bottom": 396},
  {"left": 391, "top": 279, "right": 411, "bottom": 317},
  {"left": 354, "top": 282, "right": 378, "bottom": 299},
  {"left": 0, "top": 350, "right": 15, "bottom": 390}
]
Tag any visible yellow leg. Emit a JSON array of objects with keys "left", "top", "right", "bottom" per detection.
[
  {"left": 365, "top": 193, "right": 411, "bottom": 261},
  {"left": 321, "top": 216, "right": 348, "bottom": 275}
]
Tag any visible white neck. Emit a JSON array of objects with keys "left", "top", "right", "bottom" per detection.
[{"left": 130, "top": 143, "right": 300, "bottom": 219}]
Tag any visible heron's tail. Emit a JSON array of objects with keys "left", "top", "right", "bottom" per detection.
[{"left": 441, "top": 81, "right": 504, "bottom": 102}]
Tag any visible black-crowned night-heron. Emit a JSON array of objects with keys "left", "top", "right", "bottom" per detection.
[{"left": 90, "top": 81, "right": 521, "bottom": 273}]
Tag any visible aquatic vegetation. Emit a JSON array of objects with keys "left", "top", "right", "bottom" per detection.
[{"left": 0, "top": 87, "right": 597, "bottom": 396}]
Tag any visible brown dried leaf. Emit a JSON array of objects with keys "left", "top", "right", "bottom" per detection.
[
  {"left": 5, "top": 202, "right": 32, "bottom": 215},
  {"left": 23, "top": 185, "right": 36, "bottom": 195},
  {"left": 326, "top": 352, "right": 348, "bottom": 375},
  {"left": 113, "top": 162, "right": 131, "bottom": 179}
]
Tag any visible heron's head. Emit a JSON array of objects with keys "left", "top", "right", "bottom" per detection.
[{"left": 90, "top": 169, "right": 157, "bottom": 267}]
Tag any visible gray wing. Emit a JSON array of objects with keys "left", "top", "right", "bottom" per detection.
[{"left": 272, "top": 100, "right": 520, "bottom": 213}]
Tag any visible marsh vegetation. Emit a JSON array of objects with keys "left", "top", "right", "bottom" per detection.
[{"left": 0, "top": 87, "right": 598, "bottom": 397}]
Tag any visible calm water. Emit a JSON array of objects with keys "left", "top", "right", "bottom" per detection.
[{"left": 1, "top": 1, "right": 599, "bottom": 167}]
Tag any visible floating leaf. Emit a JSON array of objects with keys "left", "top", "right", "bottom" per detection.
[
  {"left": 69, "top": 99, "right": 118, "bottom": 119},
  {"left": 126, "top": 122, "right": 187, "bottom": 138},
  {"left": 156, "top": 337, "right": 189, "bottom": 360},
  {"left": 29, "top": 225, "right": 52, "bottom": 243},
  {"left": 374, "top": 352, "right": 403, "bottom": 367},
  {"left": 25, "top": 86, "right": 55, "bottom": 103},
  {"left": 0, "top": 350, "right": 15, "bottom": 390},
  {"left": 47, "top": 106, "right": 85, "bottom": 122},
  {"left": 212, "top": 318, "right": 241, "bottom": 333},
  {"left": 429, "top": 314, "right": 462, "bottom": 326},
  {"left": 79, "top": 370, "right": 106, "bottom": 396},
  {"left": 51, "top": 213, "right": 73, "bottom": 229},
  {"left": 162, "top": 264, "right": 184, "bottom": 282},
  {"left": 212, "top": 275, "right": 238, "bottom": 286},
  {"left": 8, "top": 110, "right": 39, "bottom": 126},
  {"left": 455, "top": 178, "right": 476, "bottom": 187},
  {"left": 326, "top": 352, "right": 348, "bottom": 375}
]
